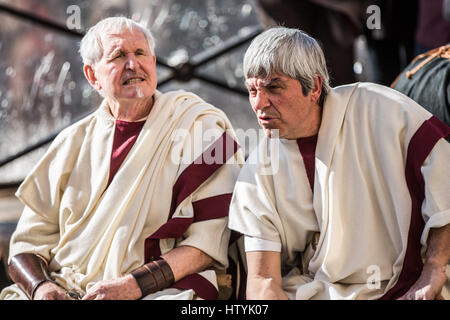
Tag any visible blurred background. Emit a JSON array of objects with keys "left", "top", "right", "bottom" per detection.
[{"left": 0, "top": 0, "right": 449, "bottom": 290}]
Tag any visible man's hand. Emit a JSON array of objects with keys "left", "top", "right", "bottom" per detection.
[
  {"left": 397, "top": 264, "right": 446, "bottom": 300},
  {"left": 82, "top": 274, "right": 142, "bottom": 300},
  {"left": 33, "top": 281, "right": 71, "bottom": 300},
  {"left": 398, "top": 224, "right": 449, "bottom": 300}
]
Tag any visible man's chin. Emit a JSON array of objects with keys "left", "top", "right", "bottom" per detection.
[
  {"left": 263, "top": 127, "right": 280, "bottom": 139},
  {"left": 118, "top": 89, "right": 153, "bottom": 100}
]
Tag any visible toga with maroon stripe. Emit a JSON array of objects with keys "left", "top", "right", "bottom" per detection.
[
  {"left": 228, "top": 82, "right": 450, "bottom": 300},
  {"left": 1, "top": 90, "right": 243, "bottom": 300}
]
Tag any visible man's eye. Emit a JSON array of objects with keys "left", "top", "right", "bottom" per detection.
[{"left": 110, "top": 53, "right": 123, "bottom": 61}]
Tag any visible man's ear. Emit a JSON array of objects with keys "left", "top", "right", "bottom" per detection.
[
  {"left": 83, "top": 65, "right": 101, "bottom": 91},
  {"left": 311, "top": 75, "right": 322, "bottom": 103}
]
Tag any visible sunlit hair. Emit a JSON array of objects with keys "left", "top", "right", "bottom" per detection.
[
  {"left": 243, "top": 27, "right": 330, "bottom": 107},
  {"left": 79, "top": 16, "right": 155, "bottom": 66}
]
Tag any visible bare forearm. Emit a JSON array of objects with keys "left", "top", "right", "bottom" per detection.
[
  {"left": 83, "top": 246, "right": 213, "bottom": 300},
  {"left": 424, "top": 224, "right": 450, "bottom": 268},
  {"left": 246, "top": 275, "right": 288, "bottom": 300},
  {"left": 161, "top": 246, "right": 214, "bottom": 282},
  {"left": 245, "top": 251, "right": 287, "bottom": 300}
]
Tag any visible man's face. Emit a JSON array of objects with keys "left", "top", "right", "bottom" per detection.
[
  {"left": 89, "top": 28, "right": 157, "bottom": 102},
  {"left": 245, "top": 74, "right": 320, "bottom": 139}
]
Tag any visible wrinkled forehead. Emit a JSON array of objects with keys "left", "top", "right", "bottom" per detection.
[
  {"left": 245, "top": 77, "right": 269, "bottom": 88},
  {"left": 245, "top": 73, "right": 290, "bottom": 87},
  {"left": 100, "top": 28, "right": 148, "bottom": 53}
]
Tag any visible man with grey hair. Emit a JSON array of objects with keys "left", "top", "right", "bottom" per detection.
[
  {"left": 228, "top": 27, "right": 450, "bottom": 300},
  {"left": 1, "top": 17, "right": 243, "bottom": 300}
]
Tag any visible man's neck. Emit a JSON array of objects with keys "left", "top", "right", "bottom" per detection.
[
  {"left": 108, "top": 95, "right": 154, "bottom": 121},
  {"left": 292, "top": 104, "right": 323, "bottom": 139}
]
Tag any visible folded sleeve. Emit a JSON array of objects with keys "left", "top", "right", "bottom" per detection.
[
  {"left": 228, "top": 146, "right": 284, "bottom": 244},
  {"left": 244, "top": 235, "right": 282, "bottom": 252},
  {"left": 420, "top": 138, "right": 450, "bottom": 246},
  {"left": 10, "top": 128, "right": 80, "bottom": 262},
  {"left": 15, "top": 126, "right": 80, "bottom": 221},
  {"left": 9, "top": 206, "right": 60, "bottom": 262}
]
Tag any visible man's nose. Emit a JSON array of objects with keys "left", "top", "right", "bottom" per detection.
[
  {"left": 125, "top": 54, "right": 139, "bottom": 70},
  {"left": 252, "top": 91, "right": 270, "bottom": 111}
]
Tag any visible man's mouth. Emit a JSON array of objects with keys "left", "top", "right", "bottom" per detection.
[
  {"left": 258, "top": 115, "right": 276, "bottom": 122},
  {"left": 123, "top": 77, "right": 145, "bottom": 85}
]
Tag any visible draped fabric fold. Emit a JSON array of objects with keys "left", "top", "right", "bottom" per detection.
[
  {"left": 1, "top": 90, "right": 244, "bottom": 300},
  {"left": 229, "top": 82, "right": 450, "bottom": 299}
]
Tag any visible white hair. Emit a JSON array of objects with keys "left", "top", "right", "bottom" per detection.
[
  {"left": 79, "top": 16, "right": 155, "bottom": 66},
  {"left": 243, "top": 27, "right": 330, "bottom": 106}
]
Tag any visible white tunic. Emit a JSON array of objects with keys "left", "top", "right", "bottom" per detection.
[
  {"left": 228, "top": 82, "right": 450, "bottom": 299},
  {"left": 1, "top": 90, "right": 243, "bottom": 300}
]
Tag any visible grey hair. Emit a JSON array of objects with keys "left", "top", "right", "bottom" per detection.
[
  {"left": 243, "top": 27, "right": 330, "bottom": 107},
  {"left": 79, "top": 17, "right": 155, "bottom": 66}
]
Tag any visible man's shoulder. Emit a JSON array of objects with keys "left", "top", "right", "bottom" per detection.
[
  {"left": 158, "top": 89, "right": 209, "bottom": 109},
  {"left": 158, "top": 90, "right": 235, "bottom": 141},
  {"left": 336, "top": 82, "right": 432, "bottom": 121},
  {"left": 333, "top": 82, "right": 412, "bottom": 102},
  {"left": 51, "top": 112, "right": 97, "bottom": 147},
  {"left": 158, "top": 89, "right": 225, "bottom": 122},
  {"left": 330, "top": 82, "right": 437, "bottom": 146}
]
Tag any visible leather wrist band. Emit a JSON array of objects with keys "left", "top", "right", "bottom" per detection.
[
  {"left": 8, "top": 253, "right": 54, "bottom": 299},
  {"left": 131, "top": 258, "right": 174, "bottom": 298}
]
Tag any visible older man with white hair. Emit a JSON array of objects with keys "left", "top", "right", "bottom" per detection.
[
  {"left": 228, "top": 27, "right": 450, "bottom": 300},
  {"left": 1, "top": 17, "right": 243, "bottom": 300}
]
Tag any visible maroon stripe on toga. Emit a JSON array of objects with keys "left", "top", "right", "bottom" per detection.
[
  {"left": 144, "top": 193, "right": 233, "bottom": 259},
  {"left": 143, "top": 132, "right": 240, "bottom": 299},
  {"left": 296, "top": 134, "right": 318, "bottom": 192},
  {"left": 172, "top": 273, "right": 219, "bottom": 300},
  {"left": 169, "top": 132, "right": 239, "bottom": 218},
  {"left": 381, "top": 116, "right": 450, "bottom": 299},
  {"left": 144, "top": 132, "right": 239, "bottom": 259},
  {"left": 192, "top": 193, "right": 233, "bottom": 222}
]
